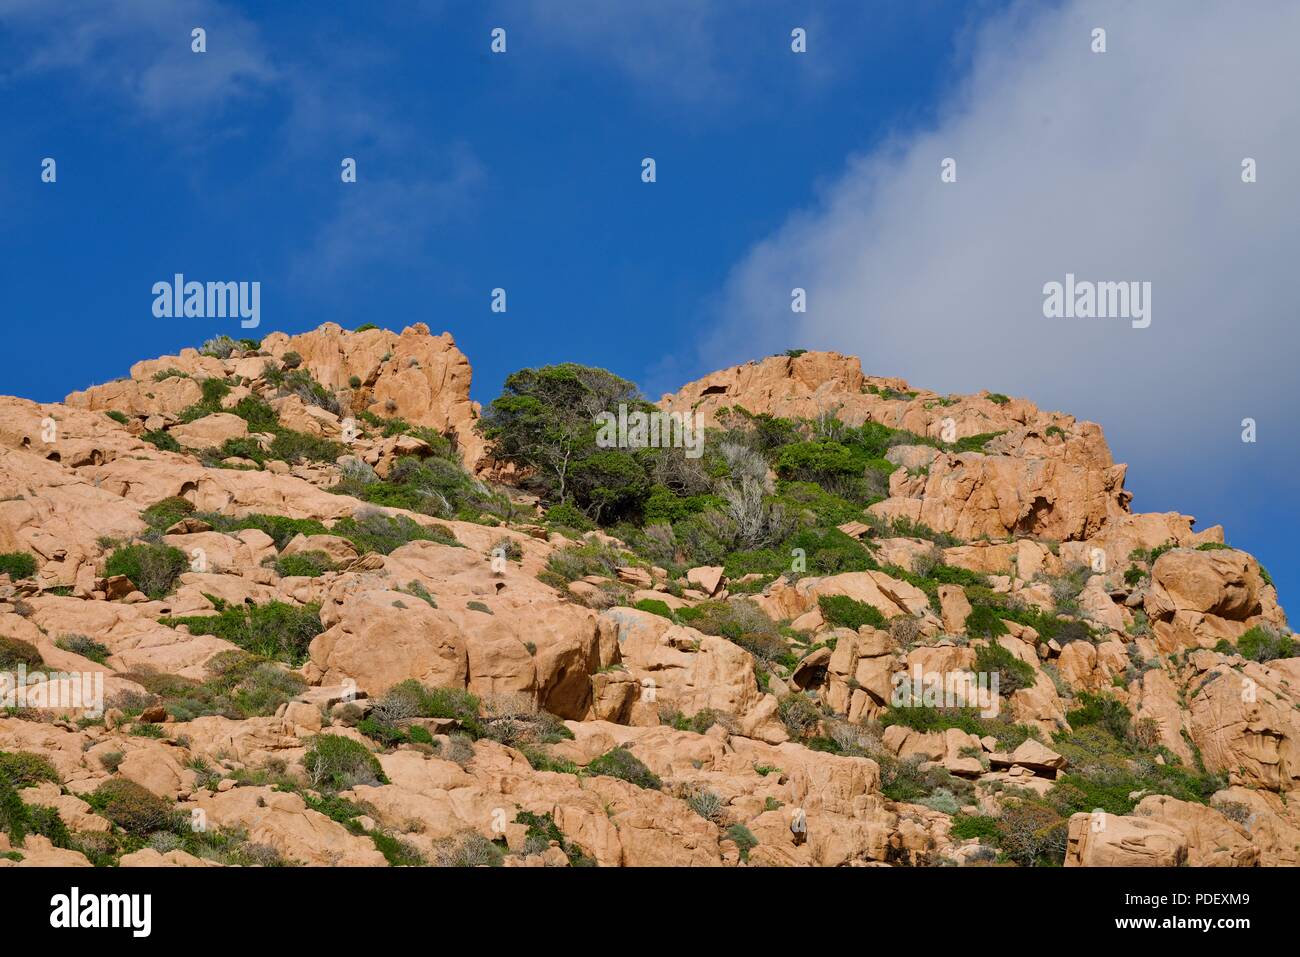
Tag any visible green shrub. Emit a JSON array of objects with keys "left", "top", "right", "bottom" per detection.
[
  {"left": 268, "top": 551, "right": 335, "bottom": 578},
  {"left": 205, "top": 513, "right": 330, "bottom": 549},
  {"left": 986, "top": 393, "right": 1011, "bottom": 405},
  {"left": 777, "top": 692, "right": 823, "bottom": 739},
  {"left": 725, "top": 823, "right": 759, "bottom": 861},
  {"left": 332, "top": 512, "right": 458, "bottom": 555},
  {"left": 1235, "top": 625, "right": 1297, "bottom": 663},
  {"left": 996, "top": 800, "right": 1066, "bottom": 865},
  {"left": 142, "top": 429, "right": 181, "bottom": 452},
  {"left": 355, "top": 323, "right": 379, "bottom": 332},
  {"left": 964, "top": 604, "right": 1009, "bottom": 638},
  {"left": 0, "top": 636, "right": 44, "bottom": 671},
  {"left": 141, "top": 496, "right": 195, "bottom": 530},
  {"left": 544, "top": 501, "right": 595, "bottom": 531},
  {"left": 104, "top": 543, "right": 188, "bottom": 598},
  {"left": 586, "top": 746, "right": 661, "bottom": 790},
  {"left": 105, "top": 410, "right": 130, "bottom": 424},
  {"left": 949, "top": 814, "right": 1000, "bottom": 843},
  {"left": 0, "top": 552, "right": 37, "bottom": 580},
  {"left": 160, "top": 602, "right": 323, "bottom": 665},
  {"left": 55, "top": 634, "right": 110, "bottom": 664},
  {"left": 633, "top": 598, "right": 673, "bottom": 619},
  {"left": 90, "top": 778, "right": 180, "bottom": 835},
  {"left": 0, "top": 751, "right": 61, "bottom": 788},
  {"left": 303, "top": 735, "right": 388, "bottom": 791},
  {"left": 1066, "top": 692, "right": 1132, "bottom": 741},
  {"left": 974, "top": 641, "right": 1037, "bottom": 695},
  {"left": 818, "top": 594, "right": 886, "bottom": 630}
]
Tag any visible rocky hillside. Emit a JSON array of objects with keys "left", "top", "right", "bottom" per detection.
[{"left": 0, "top": 324, "right": 1293, "bottom": 868}]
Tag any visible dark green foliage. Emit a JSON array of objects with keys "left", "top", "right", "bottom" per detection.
[
  {"left": 0, "top": 751, "right": 61, "bottom": 788},
  {"left": 141, "top": 496, "right": 195, "bottom": 531},
  {"left": 160, "top": 602, "right": 323, "bottom": 665},
  {"left": 515, "top": 810, "right": 594, "bottom": 865},
  {"left": 89, "top": 778, "right": 181, "bottom": 835},
  {"left": 55, "top": 634, "right": 110, "bottom": 664},
  {"left": 105, "top": 410, "right": 130, "bottom": 425},
  {"left": 0, "top": 552, "right": 36, "bottom": 580},
  {"left": 1066, "top": 692, "right": 1132, "bottom": 741},
  {"left": 104, "top": 542, "right": 188, "bottom": 598},
  {"left": 303, "top": 735, "right": 388, "bottom": 791},
  {"left": 544, "top": 501, "right": 596, "bottom": 531},
  {"left": 949, "top": 814, "right": 1000, "bottom": 843},
  {"left": 725, "top": 823, "right": 759, "bottom": 861},
  {"left": 478, "top": 363, "right": 656, "bottom": 523},
  {"left": 268, "top": 551, "right": 335, "bottom": 578},
  {"left": 200, "top": 513, "right": 330, "bottom": 549},
  {"left": 0, "top": 636, "right": 44, "bottom": 670},
  {"left": 817, "top": 594, "right": 886, "bottom": 630},
  {"left": 332, "top": 512, "right": 458, "bottom": 555},
  {"left": 1233, "top": 625, "right": 1297, "bottom": 663},
  {"left": 975, "top": 641, "right": 1037, "bottom": 695},
  {"left": 633, "top": 598, "right": 673, "bottom": 619},
  {"left": 142, "top": 429, "right": 181, "bottom": 452},
  {"left": 371, "top": 830, "right": 425, "bottom": 866},
  {"left": 586, "top": 746, "right": 661, "bottom": 790},
  {"left": 333, "top": 454, "right": 509, "bottom": 523},
  {"left": 881, "top": 707, "right": 1037, "bottom": 750}
]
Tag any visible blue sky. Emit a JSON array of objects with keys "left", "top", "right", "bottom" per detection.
[{"left": 2, "top": 0, "right": 1296, "bottom": 608}]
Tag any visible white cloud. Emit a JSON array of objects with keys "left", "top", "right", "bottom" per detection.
[
  {"left": 0, "top": 0, "right": 276, "bottom": 116},
  {"left": 708, "top": 0, "right": 1300, "bottom": 503}
]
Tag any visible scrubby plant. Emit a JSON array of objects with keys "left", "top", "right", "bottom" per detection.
[
  {"left": 104, "top": 542, "right": 188, "bottom": 598},
  {"left": 0, "top": 636, "right": 44, "bottom": 671},
  {"left": 974, "top": 641, "right": 1037, "bottom": 695},
  {"left": 0, "top": 552, "right": 37, "bottom": 580},
  {"left": 817, "top": 594, "right": 886, "bottom": 630},
  {"left": 160, "top": 602, "right": 323, "bottom": 665},
  {"left": 55, "top": 634, "right": 110, "bottom": 664},
  {"left": 303, "top": 734, "right": 388, "bottom": 791},
  {"left": 586, "top": 746, "right": 661, "bottom": 790},
  {"left": 89, "top": 778, "right": 181, "bottom": 835}
]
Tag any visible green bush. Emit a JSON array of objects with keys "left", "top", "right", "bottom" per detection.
[
  {"left": 141, "top": 496, "right": 195, "bottom": 530},
  {"left": 160, "top": 602, "right": 323, "bottom": 665},
  {"left": 0, "top": 751, "right": 61, "bottom": 788},
  {"left": 55, "top": 634, "right": 110, "bottom": 664},
  {"left": 777, "top": 692, "right": 823, "bottom": 739},
  {"left": 204, "top": 513, "right": 330, "bottom": 549},
  {"left": 303, "top": 735, "right": 388, "bottom": 791},
  {"left": 332, "top": 512, "right": 458, "bottom": 555},
  {"left": 268, "top": 551, "right": 335, "bottom": 578},
  {"left": 0, "top": 552, "right": 36, "bottom": 580},
  {"left": 104, "top": 543, "right": 188, "bottom": 598},
  {"left": 949, "top": 814, "right": 1000, "bottom": 843},
  {"left": 975, "top": 641, "right": 1037, "bottom": 695},
  {"left": 633, "top": 598, "right": 673, "bottom": 619},
  {"left": 105, "top": 410, "right": 130, "bottom": 425},
  {"left": 964, "top": 604, "right": 1009, "bottom": 638},
  {"left": 1066, "top": 692, "right": 1132, "bottom": 741},
  {"left": 142, "top": 430, "right": 181, "bottom": 452},
  {"left": 586, "top": 746, "right": 661, "bottom": 790},
  {"left": 0, "top": 636, "right": 44, "bottom": 670},
  {"left": 90, "top": 778, "right": 180, "bottom": 835},
  {"left": 818, "top": 594, "right": 886, "bottom": 630},
  {"left": 1234, "top": 625, "right": 1297, "bottom": 663},
  {"left": 544, "top": 501, "right": 595, "bottom": 531},
  {"left": 725, "top": 823, "right": 759, "bottom": 861}
]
